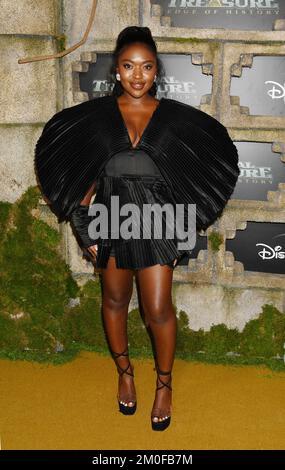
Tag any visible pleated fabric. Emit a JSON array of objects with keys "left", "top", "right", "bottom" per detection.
[
  {"left": 83, "top": 174, "right": 192, "bottom": 270},
  {"left": 34, "top": 95, "right": 240, "bottom": 232}
]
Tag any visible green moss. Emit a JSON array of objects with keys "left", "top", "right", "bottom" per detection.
[
  {"left": 172, "top": 37, "right": 206, "bottom": 44},
  {"left": 239, "top": 304, "right": 285, "bottom": 359},
  {"left": 0, "top": 188, "right": 284, "bottom": 372},
  {"left": 0, "top": 186, "right": 79, "bottom": 357},
  {"left": 174, "top": 303, "right": 285, "bottom": 372},
  {"left": 62, "top": 280, "right": 105, "bottom": 350},
  {"left": 204, "top": 323, "right": 240, "bottom": 356},
  {"left": 55, "top": 34, "right": 67, "bottom": 52},
  {"left": 208, "top": 230, "right": 224, "bottom": 252},
  {"left": 0, "top": 202, "right": 11, "bottom": 235},
  {"left": 176, "top": 310, "right": 204, "bottom": 354}
]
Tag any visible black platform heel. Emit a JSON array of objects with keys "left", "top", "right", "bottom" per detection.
[
  {"left": 111, "top": 348, "right": 137, "bottom": 415},
  {"left": 151, "top": 366, "right": 172, "bottom": 431}
]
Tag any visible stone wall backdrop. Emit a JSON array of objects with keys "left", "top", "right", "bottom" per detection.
[{"left": 1, "top": 0, "right": 285, "bottom": 342}]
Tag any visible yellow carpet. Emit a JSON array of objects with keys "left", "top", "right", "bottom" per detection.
[{"left": 1, "top": 351, "right": 285, "bottom": 450}]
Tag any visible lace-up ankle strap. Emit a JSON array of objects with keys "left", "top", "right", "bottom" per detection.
[
  {"left": 110, "top": 348, "right": 134, "bottom": 378},
  {"left": 111, "top": 347, "right": 129, "bottom": 360},
  {"left": 155, "top": 367, "right": 172, "bottom": 392}
]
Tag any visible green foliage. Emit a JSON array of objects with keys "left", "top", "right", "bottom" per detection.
[
  {"left": 0, "top": 186, "right": 79, "bottom": 356},
  {"left": 55, "top": 34, "right": 67, "bottom": 52},
  {"left": 0, "top": 202, "right": 11, "bottom": 234},
  {"left": 173, "top": 37, "right": 206, "bottom": 44},
  {"left": 204, "top": 323, "right": 240, "bottom": 356},
  {"left": 62, "top": 280, "right": 105, "bottom": 350},
  {"left": 174, "top": 304, "right": 285, "bottom": 372},
  {"left": 208, "top": 230, "right": 224, "bottom": 252},
  {"left": 239, "top": 304, "right": 285, "bottom": 359},
  {"left": 176, "top": 310, "right": 204, "bottom": 354}
]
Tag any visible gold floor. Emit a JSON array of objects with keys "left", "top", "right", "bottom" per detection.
[{"left": 1, "top": 351, "right": 285, "bottom": 450}]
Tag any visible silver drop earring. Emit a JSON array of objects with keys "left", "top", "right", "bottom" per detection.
[{"left": 116, "top": 73, "right": 121, "bottom": 81}]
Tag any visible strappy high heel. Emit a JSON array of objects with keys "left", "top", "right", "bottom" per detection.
[
  {"left": 151, "top": 366, "right": 172, "bottom": 431},
  {"left": 110, "top": 347, "right": 137, "bottom": 415}
]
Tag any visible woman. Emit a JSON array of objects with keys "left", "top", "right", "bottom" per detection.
[{"left": 35, "top": 26, "right": 240, "bottom": 431}]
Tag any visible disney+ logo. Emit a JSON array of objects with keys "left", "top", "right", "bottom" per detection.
[{"left": 257, "top": 234, "right": 285, "bottom": 260}]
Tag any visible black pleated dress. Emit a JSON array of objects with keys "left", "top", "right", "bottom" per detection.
[{"left": 86, "top": 147, "right": 192, "bottom": 270}]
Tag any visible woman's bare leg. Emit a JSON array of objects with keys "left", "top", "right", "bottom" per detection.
[
  {"left": 135, "top": 264, "right": 176, "bottom": 422},
  {"left": 100, "top": 255, "right": 136, "bottom": 407}
]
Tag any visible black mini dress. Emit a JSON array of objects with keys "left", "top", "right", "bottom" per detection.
[{"left": 88, "top": 147, "right": 191, "bottom": 270}]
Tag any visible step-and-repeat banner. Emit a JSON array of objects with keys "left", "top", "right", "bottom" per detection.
[{"left": 150, "top": 0, "right": 285, "bottom": 31}]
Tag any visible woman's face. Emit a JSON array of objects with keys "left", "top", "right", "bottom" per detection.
[{"left": 116, "top": 42, "right": 157, "bottom": 98}]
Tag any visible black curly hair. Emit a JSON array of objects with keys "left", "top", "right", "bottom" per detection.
[{"left": 109, "top": 26, "right": 164, "bottom": 97}]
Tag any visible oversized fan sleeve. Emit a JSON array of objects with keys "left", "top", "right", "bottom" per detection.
[
  {"left": 161, "top": 104, "right": 240, "bottom": 232},
  {"left": 34, "top": 99, "right": 104, "bottom": 223}
]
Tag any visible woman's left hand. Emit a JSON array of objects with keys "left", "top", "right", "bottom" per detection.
[{"left": 87, "top": 244, "right": 98, "bottom": 259}]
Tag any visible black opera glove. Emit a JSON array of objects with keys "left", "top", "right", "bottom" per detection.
[{"left": 69, "top": 204, "right": 98, "bottom": 249}]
